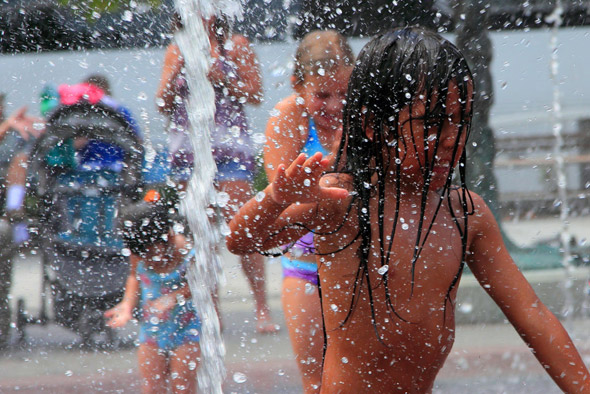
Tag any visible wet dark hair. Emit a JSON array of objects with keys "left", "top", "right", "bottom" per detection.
[
  {"left": 332, "top": 27, "right": 474, "bottom": 334},
  {"left": 119, "top": 200, "right": 174, "bottom": 255},
  {"left": 170, "top": 11, "right": 183, "bottom": 32}
]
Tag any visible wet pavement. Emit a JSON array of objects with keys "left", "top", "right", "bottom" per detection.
[{"left": 1, "top": 216, "right": 590, "bottom": 393}]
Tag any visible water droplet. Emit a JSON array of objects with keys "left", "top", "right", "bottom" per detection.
[
  {"left": 318, "top": 68, "right": 326, "bottom": 76},
  {"left": 255, "top": 191, "right": 266, "bottom": 202},
  {"left": 377, "top": 265, "right": 389, "bottom": 275},
  {"left": 296, "top": 97, "right": 305, "bottom": 105},
  {"left": 405, "top": 74, "right": 412, "bottom": 81},
  {"left": 330, "top": 304, "right": 339, "bottom": 312},
  {"left": 233, "top": 372, "right": 247, "bottom": 384},
  {"left": 137, "top": 91, "right": 147, "bottom": 101},
  {"left": 278, "top": 369, "right": 285, "bottom": 376},
  {"left": 303, "top": 179, "right": 311, "bottom": 187},
  {"left": 121, "top": 248, "right": 131, "bottom": 257},
  {"left": 122, "top": 10, "right": 133, "bottom": 22},
  {"left": 341, "top": 357, "right": 348, "bottom": 364},
  {"left": 65, "top": 370, "right": 73, "bottom": 377},
  {"left": 401, "top": 223, "right": 409, "bottom": 230},
  {"left": 459, "top": 303, "right": 473, "bottom": 314},
  {"left": 230, "top": 125, "right": 241, "bottom": 138},
  {"left": 252, "top": 133, "right": 266, "bottom": 144},
  {"left": 304, "top": 166, "right": 312, "bottom": 174},
  {"left": 217, "top": 192, "right": 230, "bottom": 208},
  {"left": 405, "top": 92, "right": 411, "bottom": 99},
  {"left": 219, "top": 223, "right": 231, "bottom": 236},
  {"left": 305, "top": 282, "right": 314, "bottom": 294}
]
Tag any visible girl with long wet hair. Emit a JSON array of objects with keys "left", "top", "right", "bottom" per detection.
[{"left": 226, "top": 27, "right": 590, "bottom": 392}]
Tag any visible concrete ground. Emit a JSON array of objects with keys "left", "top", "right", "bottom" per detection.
[{"left": 1, "top": 215, "right": 590, "bottom": 393}]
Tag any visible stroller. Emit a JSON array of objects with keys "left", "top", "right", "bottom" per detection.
[{"left": 16, "top": 100, "right": 144, "bottom": 347}]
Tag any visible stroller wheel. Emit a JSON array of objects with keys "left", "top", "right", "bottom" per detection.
[
  {"left": 52, "top": 282, "right": 82, "bottom": 330},
  {"left": 15, "top": 298, "right": 27, "bottom": 346},
  {"left": 78, "top": 307, "right": 111, "bottom": 349}
]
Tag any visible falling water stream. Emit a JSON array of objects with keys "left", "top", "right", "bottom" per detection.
[
  {"left": 546, "top": 0, "right": 575, "bottom": 325},
  {"left": 172, "top": 0, "right": 243, "bottom": 392}
]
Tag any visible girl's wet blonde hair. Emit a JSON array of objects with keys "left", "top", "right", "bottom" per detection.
[{"left": 293, "top": 30, "right": 355, "bottom": 86}]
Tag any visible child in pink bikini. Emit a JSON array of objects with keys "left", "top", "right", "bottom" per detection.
[{"left": 263, "top": 30, "right": 354, "bottom": 393}]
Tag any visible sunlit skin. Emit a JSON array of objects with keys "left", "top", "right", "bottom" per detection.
[
  {"left": 105, "top": 233, "right": 200, "bottom": 394},
  {"left": 227, "top": 81, "right": 590, "bottom": 393},
  {"left": 264, "top": 63, "right": 352, "bottom": 393}
]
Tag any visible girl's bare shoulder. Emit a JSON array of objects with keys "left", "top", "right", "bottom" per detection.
[
  {"left": 273, "top": 94, "right": 304, "bottom": 115},
  {"left": 448, "top": 188, "right": 498, "bottom": 237},
  {"left": 266, "top": 94, "right": 307, "bottom": 136}
]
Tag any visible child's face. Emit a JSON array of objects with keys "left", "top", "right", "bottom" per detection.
[
  {"left": 296, "top": 67, "right": 352, "bottom": 132},
  {"left": 395, "top": 80, "right": 473, "bottom": 189}
]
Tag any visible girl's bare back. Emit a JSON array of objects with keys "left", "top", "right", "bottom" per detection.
[{"left": 313, "top": 176, "right": 470, "bottom": 392}]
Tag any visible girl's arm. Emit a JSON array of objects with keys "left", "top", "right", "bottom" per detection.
[
  {"left": 467, "top": 194, "right": 590, "bottom": 392},
  {"left": 210, "top": 34, "right": 262, "bottom": 105},
  {"left": 155, "top": 43, "right": 184, "bottom": 115},
  {"left": 227, "top": 152, "right": 349, "bottom": 255},
  {"left": 263, "top": 96, "right": 306, "bottom": 182},
  {"left": 104, "top": 254, "right": 140, "bottom": 328}
]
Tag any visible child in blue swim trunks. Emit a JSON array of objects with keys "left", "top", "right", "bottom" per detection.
[{"left": 105, "top": 190, "right": 200, "bottom": 393}]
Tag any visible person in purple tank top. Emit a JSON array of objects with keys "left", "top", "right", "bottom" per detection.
[{"left": 156, "top": 13, "right": 278, "bottom": 333}]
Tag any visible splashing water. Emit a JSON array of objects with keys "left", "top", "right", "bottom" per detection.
[
  {"left": 547, "top": 0, "right": 575, "bottom": 325},
  {"left": 173, "top": 0, "right": 243, "bottom": 392}
]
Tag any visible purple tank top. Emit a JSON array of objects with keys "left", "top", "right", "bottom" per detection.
[{"left": 168, "top": 41, "right": 255, "bottom": 171}]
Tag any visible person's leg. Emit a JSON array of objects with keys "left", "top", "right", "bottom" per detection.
[
  {"left": 169, "top": 342, "right": 200, "bottom": 393},
  {"left": 282, "top": 276, "right": 323, "bottom": 393},
  {"left": 217, "top": 178, "right": 277, "bottom": 333},
  {"left": 5, "top": 153, "right": 29, "bottom": 244},
  {"left": 0, "top": 248, "right": 13, "bottom": 350},
  {"left": 137, "top": 344, "right": 169, "bottom": 394}
]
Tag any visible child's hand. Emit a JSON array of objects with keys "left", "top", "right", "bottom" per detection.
[
  {"left": 270, "top": 152, "right": 349, "bottom": 205},
  {"left": 104, "top": 302, "right": 134, "bottom": 328},
  {"left": 2, "top": 107, "right": 45, "bottom": 140},
  {"left": 146, "top": 294, "right": 176, "bottom": 319}
]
